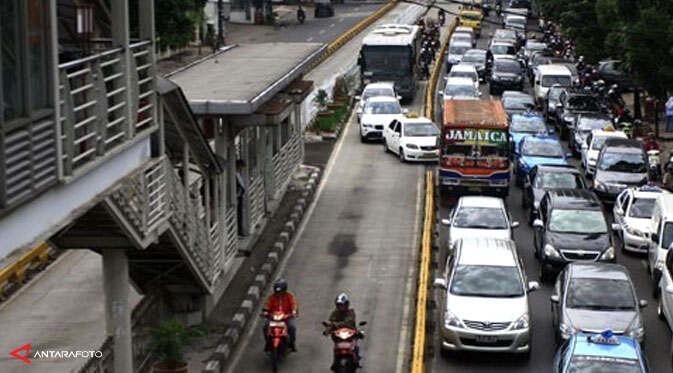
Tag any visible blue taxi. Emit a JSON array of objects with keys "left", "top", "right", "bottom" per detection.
[
  {"left": 553, "top": 331, "right": 650, "bottom": 372},
  {"left": 510, "top": 112, "right": 554, "bottom": 158},
  {"left": 514, "top": 135, "right": 571, "bottom": 186}
]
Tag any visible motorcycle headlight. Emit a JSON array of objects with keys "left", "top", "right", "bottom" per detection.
[
  {"left": 406, "top": 143, "right": 419, "bottom": 150},
  {"left": 544, "top": 244, "right": 562, "bottom": 259},
  {"left": 444, "top": 310, "right": 464, "bottom": 329},
  {"left": 559, "top": 323, "right": 576, "bottom": 340},
  {"left": 600, "top": 246, "right": 615, "bottom": 261},
  {"left": 511, "top": 313, "right": 529, "bottom": 330}
]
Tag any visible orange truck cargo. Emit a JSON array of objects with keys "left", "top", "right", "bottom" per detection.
[{"left": 439, "top": 100, "right": 510, "bottom": 197}]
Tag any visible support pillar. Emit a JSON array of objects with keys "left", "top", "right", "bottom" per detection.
[
  {"left": 110, "top": 0, "right": 135, "bottom": 139},
  {"left": 102, "top": 249, "right": 133, "bottom": 373}
]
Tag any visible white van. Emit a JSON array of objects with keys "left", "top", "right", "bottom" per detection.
[
  {"left": 533, "top": 65, "right": 572, "bottom": 106},
  {"left": 649, "top": 194, "right": 673, "bottom": 292}
]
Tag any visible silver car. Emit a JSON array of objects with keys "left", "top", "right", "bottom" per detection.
[
  {"left": 442, "top": 196, "right": 519, "bottom": 252},
  {"left": 551, "top": 262, "right": 647, "bottom": 343},
  {"left": 434, "top": 238, "right": 539, "bottom": 355}
]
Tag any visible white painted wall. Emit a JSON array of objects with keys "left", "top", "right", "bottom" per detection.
[{"left": 0, "top": 139, "right": 151, "bottom": 257}]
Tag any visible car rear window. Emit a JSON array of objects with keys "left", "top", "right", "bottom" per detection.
[{"left": 566, "top": 278, "right": 635, "bottom": 310}]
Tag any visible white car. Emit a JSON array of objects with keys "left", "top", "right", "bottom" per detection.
[
  {"left": 434, "top": 237, "right": 538, "bottom": 355},
  {"left": 382, "top": 114, "right": 440, "bottom": 162},
  {"left": 441, "top": 77, "right": 480, "bottom": 101},
  {"left": 446, "top": 41, "right": 472, "bottom": 68},
  {"left": 504, "top": 15, "right": 527, "bottom": 33},
  {"left": 451, "top": 32, "right": 475, "bottom": 48},
  {"left": 489, "top": 41, "right": 517, "bottom": 59},
  {"left": 454, "top": 26, "right": 475, "bottom": 40},
  {"left": 359, "top": 96, "right": 406, "bottom": 142},
  {"left": 442, "top": 196, "right": 519, "bottom": 252},
  {"left": 657, "top": 249, "right": 673, "bottom": 329},
  {"left": 581, "top": 128, "right": 627, "bottom": 176},
  {"left": 448, "top": 64, "right": 480, "bottom": 90},
  {"left": 612, "top": 185, "right": 669, "bottom": 253},
  {"left": 355, "top": 82, "right": 399, "bottom": 123}
]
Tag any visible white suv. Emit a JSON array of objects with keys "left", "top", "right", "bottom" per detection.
[
  {"left": 382, "top": 114, "right": 439, "bottom": 162},
  {"left": 612, "top": 185, "right": 669, "bottom": 253},
  {"left": 355, "top": 82, "right": 399, "bottom": 123},
  {"left": 434, "top": 238, "right": 538, "bottom": 355},
  {"left": 359, "top": 96, "right": 406, "bottom": 142}
]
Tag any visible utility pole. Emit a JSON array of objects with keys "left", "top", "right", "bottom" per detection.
[{"left": 217, "top": 0, "right": 224, "bottom": 49}]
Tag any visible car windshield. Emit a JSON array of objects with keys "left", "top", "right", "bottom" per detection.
[
  {"left": 504, "top": 97, "right": 535, "bottom": 111},
  {"left": 548, "top": 209, "right": 607, "bottom": 233},
  {"left": 462, "top": 53, "right": 484, "bottom": 63},
  {"left": 495, "top": 29, "right": 517, "bottom": 39},
  {"left": 568, "top": 96, "right": 601, "bottom": 111},
  {"left": 363, "top": 101, "right": 401, "bottom": 115},
  {"left": 492, "top": 45, "right": 516, "bottom": 55},
  {"left": 541, "top": 75, "right": 571, "bottom": 87},
  {"left": 507, "top": 17, "right": 526, "bottom": 25},
  {"left": 591, "top": 136, "right": 614, "bottom": 150},
  {"left": 363, "top": 88, "right": 394, "bottom": 100},
  {"left": 452, "top": 206, "right": 508, "bottom": 229},
  {"left": 450, "top": 265, "right": 524, "bottom": 297},
  {"left": 404, "top": 122, "right": 439, "bottom": 137},
  {"left": 578, "top": 118, "right": 611, "bottom": 133},
  {"left": 567, "top": 278, "right": 636, "bottom": 310},
  {"left": 511, "top": 116, "right": 545, "bottom": 133},
  {"left": 450, "top": 70, "right": 477, "bottom": 81},
  {"left": 449, "top": 45, "right": 470, "bottom": 55},
  {"left": 522, "top": 140, "right": 564, "bottom": 157},
  {"left": 461, "top": 13, "right": 481, "bottom": 20},
  {"left": 568, "top": 356, "right": 642, "bottom": 373},
  {"left": 535, "top": 172, "right": 583, "bottom": 189},
  {"left": 452, "top": 34, "right": 471, "bottom": 43},
  {"left": 526, "top": 42, "right": 546, "bottom": 51},
  {"left": 494, "top": 60, "right": 520, "bottom": 73},
  {"left": 628, "top": 197, "right": 656, "bottom": 218},
  {"left": 598, "top": 152, "right": 646, "bottom": 173},
  {"left": 445, "top": 84, "right": 478, "bottom": 97}
]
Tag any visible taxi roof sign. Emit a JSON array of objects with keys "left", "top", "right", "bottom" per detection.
[
  {"left": 588, "top": 330, "right": 620, "bottom": 345},
  {"left": 406, "top": 111, "right": 420, "bottom": 118},
  {"left": 603, "top": 125, "right": 615, "bottom": 132}
]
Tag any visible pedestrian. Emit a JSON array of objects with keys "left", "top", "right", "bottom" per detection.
[
  {"left": 666, "top": 96, "right": 673, "bottom": 132},
  {"left": 236, "top": 159, "right": 247, "bottom": 236}
]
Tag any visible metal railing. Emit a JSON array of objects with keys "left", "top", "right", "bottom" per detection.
[
  {"left": 272, "top": 135, "right": 302, "bottom": 197},
  {"left": 58, "top": 40, "right": 156, "bottom": 178}
]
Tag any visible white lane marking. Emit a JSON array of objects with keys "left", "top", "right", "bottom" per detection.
[
  {"left": 225, "top": 106, "right": 356, "bottom": 373},
  {"left": 307, "top": 37, "right": 313, "bottom": 42},
  {"left": 329, "top": 23, "right": 335, "bottom": 28},
  {"left": 319, "top": 29, "right": 326, "bottom": 35},
  {"left": 395, "top": 173, "right": 424, "bottom": 373}
]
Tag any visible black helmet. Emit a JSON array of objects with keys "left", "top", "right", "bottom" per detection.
[
  {"left": 335, "top": 293, "right": 350, "bottom": 308},
  {"left": 273, "top": 279, "right": 288, "bottom": 294}
]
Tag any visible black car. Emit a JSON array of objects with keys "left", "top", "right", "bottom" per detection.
[
  {"left": 523, "top": 165, "right": 587, "bottom": 225},
  {"left": 460, "top": 49, "right": 490, "bottom": 80},
  {"left": 569, "top": 113, "right": 613, "bottom": 155},
  {"left": 593, "top": 138, "right": 648, "bottom": 202},
  {"left": 555, "top": 88, "right": 603, "bottom": 140},
  {"left": 598, "top": 60, "right": 634, "bottom": 91},
  {"left": 489, "top": 56, "right": 525, "bottom": 94},
  {"left": 533, "top": 189, "right": 615, "bottom": 282},
  {"left": 502, "top": 92, "right": 536, "bottom": 117}
]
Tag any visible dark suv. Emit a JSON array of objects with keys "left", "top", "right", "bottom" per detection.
[
  {"left": 555, "top": 88, "right": 602, "bottom": 140},
  {"left": 489, "top": 56, "right": 525, "bottom": 94},
  {"left": 533, "top": 189, "right": 615, "bottom": 282},
  {"left": 593, "top": 138, "right": 648, "bottom": 202},
  {"left": 523, "top": 165, "right": 587, "bottom": 225}
]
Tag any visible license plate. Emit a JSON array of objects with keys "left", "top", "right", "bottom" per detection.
[
  {"left": 475, "top": 335, "right": 498, "bottom": 343},
  {"left": 468, "top": 187, "right": 481, "bottom": 191},
  {"left": 422, "top": 153, "right": 436, "bottom": 159}
]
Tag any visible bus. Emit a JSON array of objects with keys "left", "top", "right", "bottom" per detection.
[{"left": 358, "top": 24, "right": 422, "bottom": 101}]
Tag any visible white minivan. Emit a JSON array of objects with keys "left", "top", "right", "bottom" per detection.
[
  {"left": 533, "top": 65, "right": 572, "bottom": 106},
  {"left": 648, "top": 194, "right": 673, "bottom": 291}
]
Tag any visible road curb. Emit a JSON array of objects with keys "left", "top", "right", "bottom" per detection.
[{"left": 202, "top": 166, "right": 323, "bottom": 372}]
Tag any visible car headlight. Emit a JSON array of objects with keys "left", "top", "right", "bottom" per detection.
[
  {"left": 563, "top": 116, "right": 574, "bottom": 123},
  {"left": 625, "top": 225, "right": 645, "bottom": 238},
  {"left": 406, "top": 143, "right": 419, "bottom": 150},
  {"left": 444, "top": 310, "right": 464, "bottom": 329},
  {"left": 559, "top": 323, "right": 576, "bottom": 339},
  {"left": 511, "top": 313, "right": 529, "bottom": 330},
  {"left": 600, "top": 246, "right": 615, "bottom": 261},
  {"left": 593, "top": 179, "right": 607, "bottom": 192},
  {"left": 544, "top": 244, "right": 562, "bottom": 259},
  {"left": 626, "top": 316, "right": 644, "bottom": 340}
]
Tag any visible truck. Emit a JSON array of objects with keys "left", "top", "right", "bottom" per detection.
[
  {"left": 439, "top": 100, "right": 510, "bottom": 196},
  {"left": 358, "top": 24, "right": 422, "bottom": 101}
]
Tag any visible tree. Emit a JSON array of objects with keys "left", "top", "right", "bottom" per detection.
[{"left": 147, "top": 0, "right": 207, "bottom": 50}]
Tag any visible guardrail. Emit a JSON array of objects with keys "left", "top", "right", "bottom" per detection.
[
  {"left": 425, "top": 19, "right": 457, "bottom": 120},
  {"left": 308, "top": 0, "right": 399, "bottom": 70},
  {"left": 0, "top": 243, "right": 57, "bottom": 300},
  {"left": 411, "top": 170, "right": 434, "bottom": 373}
]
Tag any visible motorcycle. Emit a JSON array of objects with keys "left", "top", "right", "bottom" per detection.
[
  {"left": 297, "top": 6, "right": 306, "bottom": 24},
  {"left": 648, "top": 149, "right": 662, "bottom": 182},
  {"left": 323, "top": 321, "right": 367, "bottom": 373},
  {"left": 264, "top": 310, "right": 292, "bottom": 372}
]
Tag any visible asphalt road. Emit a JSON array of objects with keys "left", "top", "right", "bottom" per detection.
[{"left": 429, "top": 12, "right": 673, "bottom": 373}]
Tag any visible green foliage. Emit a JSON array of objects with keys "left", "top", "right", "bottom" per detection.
[
  {"left": 314, "top": 115, "right": 338, "bottom": 132},
  {"left": 153, "top": 0, "right": 208, "bottom": 50},
  {"left": 149, "top": 319, "right": 203, "bottom": 365},
  {"left": 313, "top": 89, "right": 329, "bottom": 111}
]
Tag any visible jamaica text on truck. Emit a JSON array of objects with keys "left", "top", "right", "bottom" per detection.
[
  {"left": 358, "top": 24, "right": 422, "bottom": 101},
  {"left": 439, "top": 100, "right": 510, "bottom": 197}
]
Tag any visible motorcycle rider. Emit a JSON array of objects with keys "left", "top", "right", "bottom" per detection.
[
  {"left": 263, "top": 279, "right": 298, "bottom": 352},
  {"left": 326, "top": 293, "right": 362, "bottom": 367},
  {"left": 438, "top": 8, "right": 445, "bottom": 26}
]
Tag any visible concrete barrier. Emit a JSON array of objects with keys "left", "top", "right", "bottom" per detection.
[{"left": 0, "top": 242, "right": 56, "bottom": 300}]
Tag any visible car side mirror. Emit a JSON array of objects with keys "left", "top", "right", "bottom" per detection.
[
  {"left": 441, "top": 218, "right": 451, "bottom": 226},
  {"left": 611, "top": 223, "right": 621, "bottom": 231},
  {"left": 359, "top": 321, "right": 367, "bottom": 326},
  {"left": 533, "top": 219, "right": 544, "bottom": 229},
  {"left": 511, "top": 221, "right": 520, "bottom": 228},
  {"left": 402, "top": 108, "right": 409, "bottom": 114},
  {"left": 354, "top": 95, "right": 361, "bottom": 101},
  {"left": 528, "top": 281, "right": 540, "bottom": 292},
  {"left": 433, "top": 278, "right": 448, "bottom": 289},
  {"left": 639, "top": 299, "right": 648, "bottom": 308},
  {"left": 550, "top": 294, "right": 559, "bottom": 303}
]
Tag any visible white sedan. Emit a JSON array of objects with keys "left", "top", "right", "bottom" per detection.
[{"left": 382, "top": 115, "right": 440, "bottom": 162}]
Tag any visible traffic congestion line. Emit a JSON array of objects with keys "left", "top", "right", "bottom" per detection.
[{"left": 411, "top": 170, "right": 435, "bottom": 373}]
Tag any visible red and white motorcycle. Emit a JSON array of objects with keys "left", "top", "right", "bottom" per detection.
[
  {"left": 264, "top": 310, "right": 291, "bottom": 372},
  {"left": 322, "top": 321, "right": 366, "bottom": 373}
]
